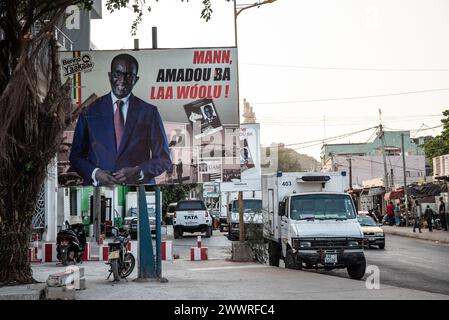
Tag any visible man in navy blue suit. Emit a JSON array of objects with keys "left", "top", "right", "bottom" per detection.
[{"left": 70, "top": 53, "right": 171, "bottom": 186}]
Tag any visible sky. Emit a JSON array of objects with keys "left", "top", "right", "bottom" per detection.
[{"left": 91, "top": 0, "right": 449, "bottom": 162}]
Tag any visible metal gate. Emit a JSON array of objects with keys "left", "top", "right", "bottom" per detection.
[{"left": 32, "top": 185, "right": 45, "bottom": 230}]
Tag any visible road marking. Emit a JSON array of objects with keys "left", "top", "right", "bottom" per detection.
[{"left": 188, "top": 265, "right": 270, "bottom": 271}]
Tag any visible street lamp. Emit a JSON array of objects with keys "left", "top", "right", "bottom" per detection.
[{"left": 233, "top": 0, "right": 277, "bottom": 242}]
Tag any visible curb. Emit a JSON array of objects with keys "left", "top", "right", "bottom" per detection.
[
  {"left": 0, "top": 283, "right": 46, "bottom": 300},
  {"left": 383, "top": 228, "right": 449, "bottom": 244}
]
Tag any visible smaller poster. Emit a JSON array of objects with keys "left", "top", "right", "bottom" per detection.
[{"left": 184, "top": 98, "right": 223, "bottom": 139}]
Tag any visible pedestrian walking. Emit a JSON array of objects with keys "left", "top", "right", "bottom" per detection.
[
  {"left": 386, "top": 201, "right": 395, "bottom": 226},
  {"left": 424, "top": 205, "right": 433, "bottom": 232},
  {"left": 439, "top": 197, "right": 448, "bottom": 231},
  {"left": 413, "top": 199, "right": 422, "bottom": 233},
  {"left": 394, "top": 202, "right": 401, "bottom": 226}
]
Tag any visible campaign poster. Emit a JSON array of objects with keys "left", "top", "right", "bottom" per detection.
[
  {"left": 57, "top": 48, "right": 238, "bottom": 187},
  {"left": 221, "top": 123, "right": 261, "bottom": 192}
]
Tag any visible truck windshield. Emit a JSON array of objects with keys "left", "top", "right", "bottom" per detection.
[
  {"left": 231, "top": 200, "right": 262, "bottom": 212},
  {"left": 289, "top": 194, "right": 356, "bottom": 220},
  {"left": 176, "top": 201, "right": 206, "bottom": 211}
]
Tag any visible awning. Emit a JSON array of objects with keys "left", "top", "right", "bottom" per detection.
[{"left": 384, "top": 190, "right": 404, "bottom": 201}]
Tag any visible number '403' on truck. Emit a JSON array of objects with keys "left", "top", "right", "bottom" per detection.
[{"left": 263, "top": 172, "right": 366, "bottom": 280}]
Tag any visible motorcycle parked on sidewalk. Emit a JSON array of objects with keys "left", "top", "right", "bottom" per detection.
[
  {"left": 56, "top": 221, "right": 86, "bottom": 266},
  {"left": 106, "top": 226, "right": 135, "bottom": 282}
]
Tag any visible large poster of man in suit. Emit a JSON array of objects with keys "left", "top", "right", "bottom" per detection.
[{"left": 59, "top": 48, "right": 238, "bottom": 187}]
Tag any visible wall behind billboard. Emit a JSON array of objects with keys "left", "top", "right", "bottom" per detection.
[{"left": 58, "top": 48, "right": 238, "bottom": 187}]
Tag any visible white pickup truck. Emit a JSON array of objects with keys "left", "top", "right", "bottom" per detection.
[
  {"left": 263, "top": 172, "right": 366, "bottom": 280},
  {"left": 173, "top": 200, "right": 213, "bottom": 238}
]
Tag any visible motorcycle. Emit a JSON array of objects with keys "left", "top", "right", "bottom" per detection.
[
  {"left": 56, "top": 221, "right": 86, "bottom": 266},
  {"left": 106, "top": 226, "right": 136, "bottom": 282}
]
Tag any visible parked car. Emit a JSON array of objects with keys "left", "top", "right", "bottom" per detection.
[
  {"left": 123, "top": 207, "right": 157, "bottom": 240},
  {"left": 357, "top": 213, "right": 385, "bottom": 249},
  {"left": 173, "top": 199, "right": 213, "bottom": 238}
]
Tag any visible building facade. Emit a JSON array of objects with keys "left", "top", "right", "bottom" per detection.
[{"left": 321, "top": 131, "right": 427, "bottom": 189}]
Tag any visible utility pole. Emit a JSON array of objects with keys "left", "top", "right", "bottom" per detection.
[
  {"left": 347, "top": 157, "right": 353, "bottom": 190},
  {"left": 234, "top": 0, "right": 276, "bottom": 243},
  {"left": 378, "top": 123, "right": 390, "bottom": 191},
  {"left": 401, "top": 133, "right": 409, "bottom": 226}
]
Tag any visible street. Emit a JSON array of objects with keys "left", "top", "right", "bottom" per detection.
[
  {"left": 171, "top": 230, "right": 232, "bottom": 260},
  {"left": 315, "top": 234, "right": 449, "bottom": 296},
  {"left": 172, "top": 231, "right": 449, "bottom": 296},
  {"left": 26, "top": 231, "right": 449, "bottom": 300}
]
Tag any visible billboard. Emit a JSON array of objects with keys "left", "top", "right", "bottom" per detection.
[
  {"left": 58, "top": 48, "right": 238, "bottom": 187},
  {"left": 220, "top": 123, "right": 262, "bottom": 192}
]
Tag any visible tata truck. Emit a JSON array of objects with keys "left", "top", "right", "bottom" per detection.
[{"left": 263, "top": 172, "right": 366, "bottom": 280}]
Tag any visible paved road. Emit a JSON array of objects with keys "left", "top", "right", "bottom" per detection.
[
  {"left": 312, "top": 235, "right": 449, "bottom": 296},
  {"left": 25, "top": 232, "right": 449, "bottom": 300},
  {"left": 172, "top": 232, "right": 449, "bottom": 296},
  {"left": 171, "top": 230, "right": 232, "bottom": 259}
]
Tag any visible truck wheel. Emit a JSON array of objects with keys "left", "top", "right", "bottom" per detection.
[
  {"left": 379, "top": 243, "right": 385, "bottom": 249},
  {"left": 205, "top": 226, "right": 212, "bottom": 238},
  {"left": 347, "top": 260, "right": 366, "bottom": 280},
  {"left": 268, "top": 241, "right": 281, "bottom": 267},
  {"left": 174, "top": 227, "right": 182, "bottom": 239},
  {"left": 285, "top": 248, "right": 301, "bottom": 270},
  {"left": 219, "top": 225, "right": 224, "bottom": 232}
]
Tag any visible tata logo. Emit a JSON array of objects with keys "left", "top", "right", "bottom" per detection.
[{"left": 185, "top": 215, "right": 198, "bottom": 220}]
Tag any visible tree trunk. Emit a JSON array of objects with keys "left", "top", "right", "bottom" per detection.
[
  {"left": 0, "top": 30, "right": 71, "bottom": 285},
  {"left": 0, "top": 186, "right": 41, "bottom": 285}
]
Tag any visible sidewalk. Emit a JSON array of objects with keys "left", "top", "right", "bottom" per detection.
[
  {"left": 1, "top": 259, "right": 448, "bottom": 300},
  {"left": 382, "top": 225, "right": 449, "bottom": 244}
]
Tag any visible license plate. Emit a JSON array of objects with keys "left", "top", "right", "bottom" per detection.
[
  {"left": 108, "top": 251, "right": 119, "bottom": 260},
  {"left": 324, "top": 254, "right": 337, "bottom": 264}
]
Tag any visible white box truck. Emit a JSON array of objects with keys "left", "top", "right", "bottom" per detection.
[{"left": 263, "top": 172, "right": 366, "bottom": 280}]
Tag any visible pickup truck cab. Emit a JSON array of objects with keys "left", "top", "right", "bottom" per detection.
[{"left": 173, "top": 200, "right": 213, "bottom": 238}]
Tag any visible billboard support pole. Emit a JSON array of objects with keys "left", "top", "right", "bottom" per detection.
[
  {"left": 148, "top": 25, "right": 167, "bottom": 282},
  {"left": 135, "top": 185, "right": 155, "bottom": 280},
  {"left": 93, "top": 186, "right": 101, "bottom": 244},
  {"left": 238, "top": 191, "right": 244, "bottom": 241},
  {"left": 155, "top": 186, "right": 167, "bottom": 281}
]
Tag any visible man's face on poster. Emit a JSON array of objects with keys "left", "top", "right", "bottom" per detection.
[
  {"left": 204, "top": 105, "right": 214, "bottom": 118},
  {"left": 108, "top": 58, "right": 139, "bottom": 99}
]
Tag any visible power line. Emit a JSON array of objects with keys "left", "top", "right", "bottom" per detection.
[
  {"left": 349, "top": 155, "right": 425, "bottom": 172},
  {"left": 252, "top": 88, "right": 449, "bottom": 104},
  {"left": 383, "top": 124, "right": 443, "bottom": 132},
  {"left": 284, "top": 127, "right": 377, "bottom": 147},
  {"left": 241, "top": 62, "right": 449, "bottom": 72}
]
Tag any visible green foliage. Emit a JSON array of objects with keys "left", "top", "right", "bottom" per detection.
[
  {"left": 160, "top": 184, "right": 194, "bottom": 212},
  {"left": 277, "top": 144, "right": 320, "bottom": 172},
  {"left": 421, "top": 110, "right": 449, "bottom": 161}
]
